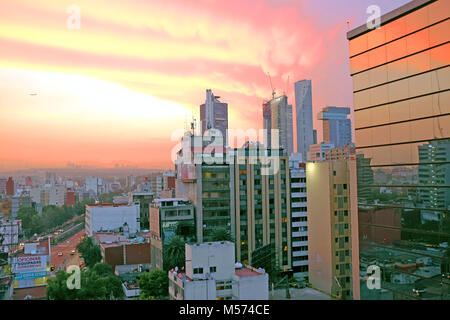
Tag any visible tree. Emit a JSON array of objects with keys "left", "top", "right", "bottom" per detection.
[
  {"left": 77, "top": 237, "right": 102, "bottom": 267},
  {"left": 47, "top": 270, "right": 78, "bottom": 300},
  {"left": 210, "top": 227, "right": 233, "bottom": 242},
  {"left": 92, "top": 262, "right": 113, "bottom": 277},
  {"left": 17, "top": 207, "right": 39, "bottom": 237},
  {"left": 47, "top": 264, "right": 124, "bottom": 300},
  {"left": 163, "top": 235, "right": 185, "bottom": 271},
  {"left": 138, "top": 269, "right": 169, "bottom": 300},
  {"left": 175, "top": 221, "right": 196, "bottom": 241}
]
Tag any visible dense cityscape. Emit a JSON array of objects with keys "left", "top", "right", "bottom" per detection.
[{"left": 0, "top": 0, "right": 449, "bottom": 305}]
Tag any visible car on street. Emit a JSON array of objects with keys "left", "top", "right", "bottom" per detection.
[
  {"left": 57, "top": 252, "right": 63, "bottom": 256},
  {"left": 71, "top": 249, "right": 76, "bottom": 255}
]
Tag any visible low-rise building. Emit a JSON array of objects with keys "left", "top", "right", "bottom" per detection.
[
  {"left": 93, "top": 232, "right": 151, "bottom": 273},
  {"left": 149, "top": 198, "right": 195, "bottom": 270},
  {"left": 11, "top": 240, "right": 51, "bottom": 296},
  {"left": 169, "top": 241, "right": 269, "bottom": 300},
  {"left": 85, "top": 203, "right": 140, "bottom": 237},
  {"left": 307, "top": 142, "right": 335, "bottom": 162}
]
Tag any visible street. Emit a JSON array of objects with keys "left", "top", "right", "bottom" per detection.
[{"left": 50, "top": 229, "right": 85, "bottom": 273}]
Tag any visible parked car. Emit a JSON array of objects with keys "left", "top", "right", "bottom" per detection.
[{"left": 57, "top": 252, "right": 63, "bottom": 256}]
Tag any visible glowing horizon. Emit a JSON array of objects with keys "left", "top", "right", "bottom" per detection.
[{"left": 0, "top": 0, "right": 411, "bottom": 170}]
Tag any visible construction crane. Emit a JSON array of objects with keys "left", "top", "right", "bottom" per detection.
[{"left": 267, "top": 72, "right": 276, "bottom": 100}]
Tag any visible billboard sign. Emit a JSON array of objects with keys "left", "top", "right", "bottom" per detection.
[
  {"left": 14, "top": 271, "right": 48, "bottom": 280},
  {"left": 12, "top": 255, "right": 48, "bottom": 274}
]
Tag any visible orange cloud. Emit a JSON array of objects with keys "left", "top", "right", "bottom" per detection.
[{"left": 0, "top": 0, "right": 349, "bottom": 169}]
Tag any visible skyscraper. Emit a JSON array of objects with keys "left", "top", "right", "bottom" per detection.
[
  {"left": 262, "top": 95, "right": 294, "bottom": 156},
  {"left": 295, "top": 80, "right": 314, "bottom": 161},
  {"left": 318, "top": 106, "right": 352, "bottom": 147},
  {"left": 348, "top": 0, "right": 450, "bottom": 300},
  {"left": 200, "top": 89, "right": 228, "bottom": 146}
]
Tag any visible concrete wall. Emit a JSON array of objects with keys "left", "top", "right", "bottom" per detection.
[
  {"left": 233, "top": 273, "right": 269, "bottom": 300},
  {"left": 307, "top": 161, "right": 333, "bottom": 294}
]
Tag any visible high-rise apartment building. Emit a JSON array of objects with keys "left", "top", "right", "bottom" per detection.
[
  {"left": 295, "top": 80, "right": 314, "bottom": 161},
  {"left": 418, "top": 140, "right": 450, "bottom": 223},
  {"left": 30, "top": 185, "right": 66, "bottom": 207},
  {"left": 307, "top": 160, "right": 360, "bottom": 300},
  {"left": 5, "top": 178, "right": 14, "bottom": 196},
  {"left": 125, "top": 175, "right": 136, "bottom": 189},
  {"left": 175, "top": 133, "right": 234, "bottom": 243},
  {"left": 44, "top": 172, "right": 56, "bottom": 186},
  {"left": 318, "top": 106, "right": 352, "bottom": 147},
  {"left": 200, "top": 89, "right": 228, "bottom": 146},
  {"left": 289, "top": 153, "right": 308, "bottom": 279},
  {"left": 348, "top": 0, "right": 450, "bottom": 299},
  {"left": 231, "top": 147, "right": 292, "bottom": 272},
  {"left": 263, "top": 95, "right": 294, "bottom": 156}
]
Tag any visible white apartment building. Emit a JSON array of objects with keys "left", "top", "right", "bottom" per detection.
[
  {"left": 169, "top": 241, "right": 269, "bottom": 300},
  {"left": 289, "top": 153, "right": 308, "bottom": 280},
  {"left": 85, "top": 203, "right": 140, "bottom": 237},
  {"left": 30, "top": 185, "right": 66, "bottom": 207}
]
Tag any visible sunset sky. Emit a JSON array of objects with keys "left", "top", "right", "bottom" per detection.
[{"left": 0, "top": 0, "right": 410, "bottom": 170}]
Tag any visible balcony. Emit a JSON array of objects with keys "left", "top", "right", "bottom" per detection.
[
  {"left": 292, "top": 231, "right": 308, "bottom": 238},
  {"left": 292, "top": 221, "right": 307, "bottom": 228},
  {"left": 291, "top": 182, "right": 306, "bottom": 188},
  {"left": 291, "top": 192, "right": 307, "bottom": 198},
  {"left": 292, "top": 211, "right": 307, "bottom": 218},
  {"left": 292, "top": 240, "right": 308, "bottom": 247},
  {"left": 290, "top": 171, "right": 306, "bottom": 178},
  {"left": 293, "top": 260, "right": 309, "bottom": 267},
  {"left": 293, "top": 250, "right": 308, "bottom": 257},
  {"left": 292, "top": 202, "right": 307, "bottom": 208}
]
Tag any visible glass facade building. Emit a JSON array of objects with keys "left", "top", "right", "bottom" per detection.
[{"left": 348, "top": 0, "right": 450, "bottom": 299}]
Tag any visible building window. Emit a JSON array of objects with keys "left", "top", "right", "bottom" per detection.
[
  {"left": 210, "top": 266, "right": 217, "bottom": 273},
  {"left": 193, "top": 268, "right": 203, "bottom": 274}
]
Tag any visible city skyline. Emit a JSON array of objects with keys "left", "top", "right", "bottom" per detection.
[{"left": 0, "top": 0, "right": 411, "bottom": 170}]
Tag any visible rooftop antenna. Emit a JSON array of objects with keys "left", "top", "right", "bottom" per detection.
[{"left": 267, "top": 72, "right": 276, "bottom": 100}]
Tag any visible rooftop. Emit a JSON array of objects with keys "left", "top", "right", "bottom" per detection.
[
  {"left": 87, "top": 202, "right": 138, "bottom": 208},
  {"left": 94, "top": 232, "right": 149, "bottom": 248},
  {"left": 234, "top": 266, "right": 263, "bottom": 277}
]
